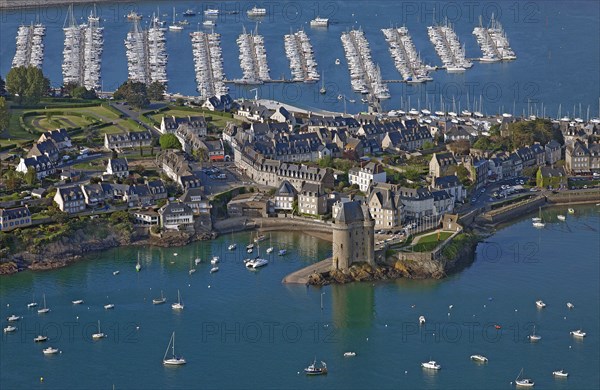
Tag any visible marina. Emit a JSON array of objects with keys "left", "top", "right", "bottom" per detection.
[
  {"left": 124, "top": 18, "right": 168, "bottom": 85},
  {"left": 62, "top": 5, "right": 103, "bottom": 90},
  {"left": 340, "top": 28, "right": 389, "bottom": 99},
  {"left": 472, "top": 14, "right": 517, "bottom": 62},
  {"left": 427, "top": 19, "right": 472, "bottom": 73},
  {"left": 190, "top": 30, "right": 228, "bottom": 98},
  {"left": 283, "top": 29, "right": 319, "bottom": 83},
  {"left": 11, "top": 22, "right": 45, "bottom": 69},
  {"left": 236, "top": 26, "right": 270, "bottom": 84},
  {"left": 382, "top": 26, "right": 432, "bottom": 83}
]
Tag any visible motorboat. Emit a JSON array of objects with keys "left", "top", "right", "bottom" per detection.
[
  {"left": 204, "top": 9, "right": 219, "bottom": 16},
  {"left": 43, "top": 347, "right": 59, "bottom": 354},
  {"left": 183, "top": 9, "right": 196, "bottom": 16},
  {"left": 203, "top": 20, "right": 216, "bottom": 28},
  {"left": 419, "top": 316, "right": 426, "bottom": 325},
  {"left": 27, "top": 302, "right": 38, "bottom": 308},
  {"left": 34, "top": 335, "right": 48, "bottom": 342},
  {"left": 251, "top": 258, "right": 269, "bottom": 269},
  {"left": 343, "top": 352, "right": 356, "bottom": 357},
  {"left": 189, "top": 268, "right": 196, "bottom": 275},
  {"left": 247, "top": 248, "right": 253, "bottom": 253},
  {"left": 211, "top": 256, "right": 220, "bottom": 265},
  {"left": 552, "top": 369, "right": 568, "bottom": 378},
  {"left": 7, "top": 314, "right": 20, "bottom": 321},
  {"left": 566, "top": 302, "right": 574, "bottom": 309},
  {"left": 172, "top": 290, "right": 184, "bottom": 310},
  {"left": 228, "top": 244, "right": 237, "bottom": 251},
  {"left": 127, "top": 11, "right": 142, "bottom": 20},
  {"left": 535, "top": 300, "right": 546, "bottom": 309},
  {"left": 569, "top": 329, "right": 586, "bottom": 338},
  {"left": 104, "top": 303, "right": 115, "bottom": 310},
  {"left": 421, "top": 360, "right": 441, "bottom": 370},
  {"left": 304, "top": 359, "right": 327, "bottom": 375},
  {"left": 92, "top": 320, "right": 106, "bottom": 339},
  {"left": 557, "top": 215, "right": 566, "bottom": 221},
  {"left": 195, "top": 258, "right": 202, "bottom": 265},
  {"left": 247, "top": 6, "right": 267, "bottom": 17},
  {"left": 470, "top": 355, "right": 488, "bottom": 363},
  {"left": 153, "top": 291, "right": 167, "bottom": 305},
  {"left": 113, "top": 271, "right": 120, "bottom": 275},
  {"left": 515, "top": 369, "right": 534, "bottom": 387},
  {"left": 210, "top": 267, "right": 219, "bottom": 273},
  {"left": 266, "top": 247, "right": 273, "bottom": 254},
  {"left": 335, "top": 58, "right": 341, "bottom": 65},
  {"left": 72, "top": 300, "right": 84, "bottom": 305},
  {"left": 254, "top": 234, "right": 266, "bottom": 243},
  {"left": 278, "top": 249, "right": 287, "bottom": 256},
  {"left": 246, "top": 243, "right": 254, "bottom": 250},
  {"left": 163, "top": 332, "right": 186, "bottom": 365},
  {"left": 310, "top": 17, "right": 329, "bottom": 27},
  {"left": 3, "top": 326, "right": 17, "bottom": 333}
]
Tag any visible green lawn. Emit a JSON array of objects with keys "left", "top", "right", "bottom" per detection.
[
  {"left": 411, "top": 231, "right": 453, "bottom": 252},
  {"left": 150, "top": 108, "right": 238, "bottom": 131}
]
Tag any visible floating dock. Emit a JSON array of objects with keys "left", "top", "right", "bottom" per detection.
[
  {"left": 427, "top": 19, "right": 472, "bottom": 73},
  {"left": 124, "top": 18, "right": 168, "bottom": 85},
  {"left": 472, "top": 14, "right": 516, "bottom": 62},
  {"left": 382, "top": 27, "right": 432, "bottom": 83},
  {"left": 12, "top": 22, "right": 45, "bottom": 69},
  {"left": 190, "top": 30, "right": 228, "bottom": 98},
  {"left": 284, "top": 29, "right": 319, "bottom": 83},
  {"left": 236, "top": 26, "right": 270, "bottom": 84}
]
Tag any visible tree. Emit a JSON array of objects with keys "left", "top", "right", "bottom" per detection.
[
  {"left": 160, "top": 133, "right": 181, "bottom": 150},
  {"left": 6, "top": 66, "right": 50, "bottom": 105},
  {"left": 175, "top": 97, "right": 185, "bottom": 106},
  {"left": 447, "top": 140, "right": 471, "bottom": 155},
  {"left": 0, "top": 75, "right": 5, "bottom": 95},
  {"left": 0, "top": 97, "right": 10, "bottom": 131},
  {"left": 4, "top": 168, "right": 20, "bottom": 191},
  {"left": 422, "top": 140, "right": 435, "bottom": 150},
  {"left": 24, "top": 166, "right": 37, "bottom": 186},
  {"left": 456, "top": 165, "right": 470, "bottom": 186},
  {"left": 113, "top": 81, "right": 149, "bottom": 109},
  {"left": 317, "top": 156, "right": 333, "bottom": 168},
  {"left": 147, "top": 81, "right": 165, "bottom": 101},
  {"left": 72, "top": 86, "right": 97, "bottom": 100}
]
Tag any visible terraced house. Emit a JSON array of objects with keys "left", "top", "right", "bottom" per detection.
[
  {"left": 16, "top": 155, "right": 56, "bottom": 179},
  {"left": 54, "top": 185, "right": 86, "bottom": 213},
  {"left": 0, "top": 206, "right": 31, "bottom": 232},
  {"left": 104, "top": 131, "right": 152, "bottom": 151}
]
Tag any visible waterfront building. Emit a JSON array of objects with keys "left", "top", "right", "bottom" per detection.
[
  {"left": 298, "top": 183, "right": 327, "bottom": 216},
  {"left": 332, "top": 200, "right": 375, "bottom": 270},
  {"left": 54, "top": 185, "right": 86, "bottom": 214},
  {"left": 0, "top": 206, "right": 31, "bottom": 232},
  {"left": 367, "top": 183, "right": 403, "bottom": 229},
  {"left": 227, "top": 192, "right": 272, "bottom": 218},
  {"left": 273, "top": 180, "right": 297, "bottom": 212},
  {"left": 545, "top": 139, "right": 562, "bottom": 165},
  {"left": 536, "top": 166, "right": 567, "bottom": 189},
  {"left": 132, "top": 209, "right": 159, "bottom": 226},
  {"left": 158, "top": 201, "right": 194, "bottom": 230},
  {"left": 566, "top": 139, "right": 600, "bottom": 173},
  {"left": 179, "top": 188, "right": 211, "bottom": 215},
  {"left": 348, "top": 162, "right": 386, "bottom": 192},
  {"left": 431, "top": 175, "right": 466, "bottom": 203}
]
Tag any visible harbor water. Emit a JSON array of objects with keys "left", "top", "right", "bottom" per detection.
[
  {"left": 0, "top": 1, "right": 598, "bottom": 116},
  {"left": 1, "top": 206, "right": 599, "bottom": 389}
]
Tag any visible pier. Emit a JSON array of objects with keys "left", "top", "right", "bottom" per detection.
[
  {"left": 284, "top": 29, "right": 319, "bottom": 83},
  {"left": 12, "top": 22, "right": 45, "bottom": 69},
  {"left": 472, "top": 14, "right": 516, "bottom": 62},
  {"left": 124, "top": 18, "right": 168, "bottom": 85},
  {"left": 237, "top": 26, "right": 270, "bottom": 83},
  {"left": 382, "top": 27, "right": 432, "bottom": 83},
  {"left": 191, "top": 31, "right": 228, "bottom": 98},
  {"left": 62, "top": 5, "right": 103, "bottom": 90},
  {"left": 428, "top": 20, "right": 472, "bottom": 73}
]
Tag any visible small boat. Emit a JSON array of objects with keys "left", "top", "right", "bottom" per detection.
[
  {"left": 72, "top": 300, "right": 84, "bottom": 305},
  {"left": 203, "top": 20, "right": 215, "bottom": 28},
  {"left": 153, "top": 291, "right": 167, "bottom": 305},
  {"left": 27, "top": 302, "right": 37, "bottom": 308},
  {"left": 126, "top": 11, "right": 142, "bottom": 20},
  {"left": 7, "top": 314, "right": 20, "bottom": 321},
  {"left": 247, "top": 6, "right": 267, "bottom": 17},
  {"left": 43, "top": 347, "right": 59, "bottom": 355},
  {"left": 172, "top": 290, "right": 184, "bottom": 310},
  {"left": 528, "top": 325, "right": 541, "bottom": 342},
  {"left": 566, "top": 302, "right": 574, "bottom": 309},
  {"left": 568, "top": 208, "right": 575, "bottom": 214},
  {"left": 3, "top": 326, "right": 17, "bottom": 333},
  {"left": 228, "top": 244, "right": 237, "bottom": 251},
  {"left": 38, "top": 294, "right": 50, "bottom": 314},
  {"left": 419, "top": 316, "right": 426, "bottom": 325},
  {"left": 34, "top": 335, "right": 48, "bottom": 342},
  {"left": 495, "top": 324, "right": 501, "bottom": 329},
  {"left": 515, "top": 368, "right": 535, "bottom": 387},
  {"left": 278, "top": 249, "right": 287, "bottom": 256},
  {"left": 421, "top": 360, "right": 441, "bottom": 370},
  {"left": 195, "top": 258, "right": 202, "bottom": 265},
  {"left": 104, "top": 303, "right": 115, "bottom": 310},
  {"left": 343, "top": 352, "right": 356, "bottom": 357},
  {"left": 335, "top": 58, "right": 341, "bottom": 65},
  {"left": 183, "top": 9, "right": 196, "bottom": 16},
  {"left": 250, "top": 257, "right": 269, "bottom": 269},
  {"left": 247, "top": 248, "right": 253, "bottom": 253},
  {"left": 337, "top": 94, "right": 343, "bottom": 101},
  {"left": 532, "top": 207, "right": 545, "bottom": 228},
  {"left": 204, "top": 9, "right": 219, "bottom": 16},
  {"left": 552, "top": 369, "right": 568, "bottom": 378},
  {"left": 163, "top": 332, "right": 186, "bottom": 365},
  {"left": 470, "top": 354, "right": 488, "bottom": 363},
  {"left": 169, "top": 7, "right": 184, "bottom": 31},
  {"left": 254, "top": 234, "right": 266, "bottom": 243},
  {"left": 211, "top": 256, "right": 220, "bottom": 265},
  {"left": 535, "top": 300, "right": 546, "bottom": 309},
  {"left": 304, "top": 359, "right": 327, "bottom": 375},
  {"left": 569, "top": 329, "right": 586, "bottom": 338},
  {"left": 113, "top": 271, "right": 120, "bottom": 275},
  {"left": 246, "top": 243, "right": 254, "bottom": 250},
  {"left": 92, "top": 320, "right": 106, "bottom": 340},
  {"left": 210, "top": 267, "right": 219, "bottom": 273},
  {"left": 189, "top": 268, "right": 196, "bottom": 275},
  {"left": 319, "top": 71, "right": 326, "bottom": 94},
  {"left": 266, "top": 247, "right": 273, "bottom": 254},
  {"left": 557, "top": 215, "right": 566, "bottom": 221}
]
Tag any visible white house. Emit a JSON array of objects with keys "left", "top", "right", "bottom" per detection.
[
  {"left": 158, "top": 201, "right": 194, "bottom": 230},
  {"left": 273, "top": 180, "right": 297, "bottom": 212},
  {"left": 105, "top": 158, "right": 129, "bottom": 178},
  {"left": 54, "top": 186, "right": 86, "bottom": 214},
  {"left": 348, "top": 162, "right": 386, "bottom": 192},
  {"left": 16, "top": 156, "right": 56, "bottom": 179}
]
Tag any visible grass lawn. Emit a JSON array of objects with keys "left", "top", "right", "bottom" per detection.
[
  {"left": 150, "top": 108, "right": 238, "bottom": 131},
  {"left": 411, "top": 231, "right": 453, "bottom": 252}
]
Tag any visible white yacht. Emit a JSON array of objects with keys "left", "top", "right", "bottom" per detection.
[
  {"left": 153, "top": 291, "right": 166, "bottom": 305},
  {"left": 335, "top": 58, "right": 341, "bottom": 65},
  {"left": 568, "top": 208, "right": 575, "bottom": 214},
  {"left": 172, "top": 290, "right": 184, "bottom": 310},
  {"left": 7, "top": 314, "right": 20, "bottom": 321},
  {"left": 251, "top": 257, "right": 269, "bottom": 269},
  {"left": 4, "top": 325, "right": 17, "bottom": 333},
  {"left": 228, "top": 243, "right": 237, "bottom": 251},
  {"left": 104, "top": 303, "right": 115, "bottom": 309},
  {"left": 204, "top": 9, "right": 219, "bottom": 16},
  {"left": 27, "top": 301, "right": 38, "bottom": 308},
  {"left": 38, "top": 294, "right": 50, "bottom": 314},
  {"left": 92, "top": 321, "right": 106, "bottom": 340},
  {"left": 535, "top": 300, "right": 546, "bottom": 309},
  {"left": 211, "top": 256, "right": 220, "bottom": 264},
  {"left": 310, "top": 17, "right": 329, "bottom": 27},
  {"left": 195, "top": 258, "right": 202, "bottom": 265},
  {"left": 569, "top": 329, "right": 586, "bottom": 338},
  {"left": 113, "top": 270, "right": 120, "bottom": 275},
  {"left": 169, "top": 8, "right": 183, "bottom": 31},
  {"left": 210, "top": 266, "right": 219, "bottom": 273},
  {"left": 343, "top": 352, "right": 356, "bottom": 357},
  {"left": 247, "top": 6, "right": 267, "bottom": 17},
  {"left": 421, "top": 360, "right": 441, "bottom": 370},
  {"left": 163, "top": 332, "right": 186, "bottom": 365},
  {"left": 566, "top": 302, "right": 574, "bottom": 309},
  {"left": 43, "top": 347, "right": 59, "bottom": 355},
  {"left": 552, "top": 369, "right": 568, "bottom": 378},
  {"left": 266, "top": 247, "right": 273, "bottom": 254},
  {"left": 72, "top": 299, "right": 84, "bottom": 305},
  {"left": 470, "top": 354, "right": 488, "bottom": 363},
  {"left": 203, "top": 20, "right": 216, "bottom": 28},
  {"left": 34, "top": 335, "right": 48, "bottom": 342},
  {"left": 557, "top": 215, "right": 566, "bottom": 221},
  {"left": 528, "top": 325, "right": 541, "bottom": 342},
  {"left": 419, "top": 316, "right": 426, "bottom": 325},
  {"left": 515, "top": 368, "right": 534, "bottom": 387}
]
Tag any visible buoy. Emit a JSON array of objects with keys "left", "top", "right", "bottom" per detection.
[
  {"left": 6, "top": 304, "right": 9, "bottom": 307},
  {"left": 385, "top": 324, "right": 388, "bottom": 327},
  {"left": 366, "top": 337, "right": 369, "bottom": 341},
  {"left": 208, "top": 285, "right": 211, "bottom": 288},
  {"left": 484, "top": 304, "right": 486, "bottom": 308},
  {"left": 76, "top": 316, "right": 79, "bottom": 320},
  {"left": 136, "top": 326, "right": 140, "bottom": 330},
  {"left": 405, "top": 370, "right": 408, "bottom": 374},
  {"left": 40, "top": 377, "right": 44, "bottom": 382},
  {"left": 297, "top": 371, "right": 300, "bottom": 374}
]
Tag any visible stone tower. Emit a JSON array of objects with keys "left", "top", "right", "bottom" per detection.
[{"left": 332, "top": 200, "right": 375, "bottom": 270}]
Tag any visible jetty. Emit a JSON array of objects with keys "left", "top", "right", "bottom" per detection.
[
  {"left": 124, "top": 17, "right": 168, "bottom": 85},
  {"left": 282, "top": 258, "right": 331, "bottom": 284},
  {"left": 428, "top": 19, "right": 472, "bottom": 73},
  {"left": 12, "top": 22, "right": 45, "bottom": 69},
  {"left": 62, "top": 5, "right": 103, "bottom": 90},
  {"left": 283, "top": 29, "right": 319, "bottom": 83},
  {"left": 236, "top": 25, "right": 270, "bottom": 84},
  {"left": 382, "top": 26, "right": 432, "bottom": 83},
  {"left": 472, "top": 14, "right": 516, "bottom": 62},
  {"left": 190, "top": 30, "right": 228, "bottom": 98}
]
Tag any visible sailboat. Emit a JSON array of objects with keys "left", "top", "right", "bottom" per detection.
[
  {"left": 92, "top": 320, "right": 106, "bottom": 339},
  {"left": 37, "top": 294, "right": 50, "bottom": 314},
  {"left": 319, "top": 71, "right": 326, "bottom": 94},
  {"left": 266, "top": 233, "right": 274, "bottom": 254},
  {"left": 528, "top": 325, "right": 541, "bottom": 341},
  {"left": 27, "top": 294, "right": 37, "bottom": 308},
  {"left": 163, "top": 332, "right": 186, "bottom": 365},
  {"left": 153, "top": 290, "right": 167, "bottom": 305},
  {"left": 532, "top": 207, "right": 545, "bottom": 228},
  {"left": 189, "top": 259, "right": 196, "bottom": 275},
  {"left": 172, "top": 290, "right": 184, "bottom": 310},
  {"left": 169, "top": 7, "right": 183, "bottom": 31},
  {"left": 515, "top": 368, "right": 535, "bottom": 387},
  {"left": 136, "top": 252, "right": 142, "bottom": 272},
  {"left": 228, "top": 231, "right": 237, "bottom": 251}
]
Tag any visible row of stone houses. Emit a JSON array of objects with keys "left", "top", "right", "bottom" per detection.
[
  {"left": 565, "top": 139, "right": 600, "bottom": 174},
  {"left": 157, "top": 150, "right": 202, "bottom": 190},
  {"left": 0, "top": 205, "right": 31, "bottom": 232},
  {"left": 104, "top": 131, "right": 152, "bottom": 151}
]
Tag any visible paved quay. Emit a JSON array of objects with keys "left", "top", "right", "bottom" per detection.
[{"left": 282, "top": 258, "right": 331, "bottom": 284}]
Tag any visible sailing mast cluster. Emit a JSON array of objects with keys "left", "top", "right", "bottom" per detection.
[
  {"left": 341, "top": 28, "right": 389, "bottom": 99},
  {"left": 284, "top": 29, "right": 319, "bottom": 83},
  {"left": 472, "top": 14, "right": 516, "bottom": 62},
  {"left": 382, "top": 27, "right": 432, "bottom": 83},
  {"left": 190, "top": 30, "right": 228, "bottom": 98},
  {"left": 62, "top": 5, "right": 104, "bottom": 91},
  {"left": 427, "top": 19, "right": 472, "bottom": 73},
  {"left": 124, "top": 16, "right": 168, "bottom": 85},
  {"left": 237, "top": 26, "right": 270, "bottom": 84},
  {"left": 12, "top": 22, "right": 45, "bottom": 69}
]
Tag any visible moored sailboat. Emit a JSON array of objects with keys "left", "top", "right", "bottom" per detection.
[{"left": 163, "top": 332, "right": 186, "bottom": 365}]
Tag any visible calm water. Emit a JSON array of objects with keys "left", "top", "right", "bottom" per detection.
[
  {"left": 0, "top": 1, "right": 598, "bottom": 116},
  {"left": 1, "top": 207, "right": 599, "bottom": 389}
]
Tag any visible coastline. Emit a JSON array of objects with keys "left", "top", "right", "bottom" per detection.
[{"left": 0, "top": 0, "right": 134, "bottom": 10}]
